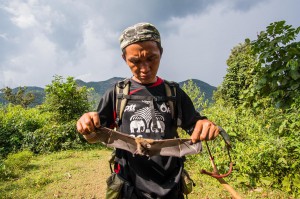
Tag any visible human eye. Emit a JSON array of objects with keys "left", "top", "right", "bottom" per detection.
[
  {"left": 129, "top": 58, "right": 140, "bottom": 65},
  {"left": 147, "top": 55, "right": 157, "bottom": 62}
]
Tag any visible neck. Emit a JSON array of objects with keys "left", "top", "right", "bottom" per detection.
[{"left": 132, "top": 76, "right": 157, "bottom": 84}]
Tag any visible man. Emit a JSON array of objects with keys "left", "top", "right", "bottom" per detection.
[{"left": 77, "top": 22, "right": 219, "bottom": 199}]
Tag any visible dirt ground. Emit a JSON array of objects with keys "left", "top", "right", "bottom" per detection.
[
  {"left": 33, "top": 149, "right": 111, "bottom": 199},
  {"left": 3, "top": 149, "right": 292, "bottom": 199}
]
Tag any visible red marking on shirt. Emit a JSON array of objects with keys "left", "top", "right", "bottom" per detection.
[
  {"left": 129, "top": 88, "right": 143, "bottom": 95},
  {"left": 129, "top": 77, "right": 164, "bottom": 95},
  {"left": 149, "top": 77, "right": 163, "bottom": 87}
]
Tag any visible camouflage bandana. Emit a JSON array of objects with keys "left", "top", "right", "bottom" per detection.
[{"left": 119, "top": 22, "right": 161, "bottom": 50}]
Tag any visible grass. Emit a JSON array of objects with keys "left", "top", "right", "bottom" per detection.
[
  {"left": 0, "top": 148, "right": 111, "bottom": 199},
  {"left": 0, "top": 148, "right": 294, "bottom": 199}
]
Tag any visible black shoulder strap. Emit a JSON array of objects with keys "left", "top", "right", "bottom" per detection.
[
  {"left": 164, "top": 80, "right": 182, "bottom": 127},
  {"left": 115, "top": 78, "right": 130, "bottom": 126}
]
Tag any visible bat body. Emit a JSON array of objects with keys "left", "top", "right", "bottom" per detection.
[{"left": 94, "top": 127, "right": 202, "bottom": 157}]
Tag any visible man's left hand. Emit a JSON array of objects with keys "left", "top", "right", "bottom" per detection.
[{"left": 191, "top": 119, "right": 219, "bottom": 143}]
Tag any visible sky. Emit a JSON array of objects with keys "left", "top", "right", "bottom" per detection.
[{"left": 0, "top": 0, "right": 299, "bottom": 88}]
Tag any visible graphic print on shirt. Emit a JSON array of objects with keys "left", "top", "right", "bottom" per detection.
[
  {"left": 159, "top": 102, "right": 171, "bottom": 113},
  {"left": 127, "top": 101, "right": 166, "bottom": 138}
]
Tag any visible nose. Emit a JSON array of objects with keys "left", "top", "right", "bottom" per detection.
[{"left": 139, "top": 62, "right": 150, "bottom": 72}]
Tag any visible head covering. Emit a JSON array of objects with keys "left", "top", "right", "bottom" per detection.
[{"left": 119, "top": 22, "right": 161, "bottom": 50}]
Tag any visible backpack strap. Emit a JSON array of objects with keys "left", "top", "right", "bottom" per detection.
[
  {"left": 164, "top": 80, "right": 182, "bottom": 127},
  {"left": 115, "top": 78, "right": 130, "bottom": 126}
]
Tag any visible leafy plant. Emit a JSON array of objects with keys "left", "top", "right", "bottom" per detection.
[
  {"left": 42, "top": 75, "right": 92, "bottom": 122},
  {"left": 250, "top": 20, "right": 300, "bottom": 108},
  {"left": 182, "top": 79, "right": 208, "bottom": 111},
  {"left": 22, "top": 121, "right": 86, "bottom": 154},
  {"left": 0, "top": 105, "right": 48, "bottom": 158}
]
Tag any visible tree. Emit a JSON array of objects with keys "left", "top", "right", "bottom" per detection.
[
  {"left": 43, "top": 75, "right": 92, "bottom": 122},
  {"left": 216, "top": 42, "right": 258, "bottom": 108},
  {"left": 251, "top": 21, "right": 300, "bottom": 108},
  {"left": 182, "top": 79, "right": 208, "bottom": 111},
  {"left": 1, "top": 87, "right": 35, "bottom": 108}
]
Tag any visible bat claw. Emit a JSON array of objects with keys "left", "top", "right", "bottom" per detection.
[{"left": 134, "top": 137, "right": 154, "bottom": 156}]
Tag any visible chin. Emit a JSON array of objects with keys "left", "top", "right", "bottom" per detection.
[{"left": 134, "top": 75, "right": 156, "bottom": 84}]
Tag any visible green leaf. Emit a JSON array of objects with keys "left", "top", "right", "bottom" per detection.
[
  {"left": 245, "top": 38, "right": 251, "bottom": 44},
  {"left": 236, "top": 176, "right": 249, "bottom": 184},
  {"left": 282, "top": 176, "right": 291, "bottom": 192},
  {"left": 290, "top": 71, "right": 300, "bottom": 80},
  {"left": 260, "top": 176, "right": 273, "bottom": 186},
  {"left": 293, "top": 174, "right": 300, "bottom": 189},
  {"left": 277, "top": 157, "right": 287, "bottom": 165}
]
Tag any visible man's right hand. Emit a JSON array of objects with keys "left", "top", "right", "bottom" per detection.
[{"left": 76, "top": 112, "right": 101, "bottom": 135}]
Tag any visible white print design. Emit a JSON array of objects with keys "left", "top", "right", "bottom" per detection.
[
  {"left": 142, "top": 100, "right": 151, "bottom": 104},
  {"left": 160, "top": 103, "right": 171, "bottom": 113},
  {"left": 129, "top": 107, "right": 165, "bottom": 136},
  {"left": 150, "top": 120, "right": 165, "bottom": 133},
  {"left": 130, "top": 120, "right": 145, "bottom": 133},
  {"left": 124, "top": 104, "right": 136, "bottom": 112}
]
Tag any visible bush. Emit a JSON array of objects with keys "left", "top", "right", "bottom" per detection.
[
  {"left": 198, "top": 99, "right": 300, "bottom": 196},
  {"left": 0, "top": 104, "right": 89, "bottom": 158},
  {"left": 0, "top": 105, "right": 49, "bottom": 158},
  {"left": 22, "top": 120, "right": 87, "bottom": 154}
]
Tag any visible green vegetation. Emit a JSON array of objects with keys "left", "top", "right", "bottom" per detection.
[
  {"left": 0, "top": 87, "right": 35, "bottom": 108},
  {"left": 0, "top": 21, "right": 299, "bottom": 198},
  {"left": 0, "top": 76, "right": 92, "bottom": 158},
  {"left": 183, "top": 21, "right": 300, "bottom": 198},
  {"left": 43, "top": 75, "right": 93, "bottom": 122}
]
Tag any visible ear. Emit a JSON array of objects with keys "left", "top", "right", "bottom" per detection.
[
  {"left": 122, "top": 54, "right": 126, "bottom": 61},
  {"left": 160, "top": 47, "right": 163, "bottom": 57}
]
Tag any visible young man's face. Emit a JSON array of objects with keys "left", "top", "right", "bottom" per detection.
[{"left": 123, "top": 41, "right": 162, "bottom": 84}]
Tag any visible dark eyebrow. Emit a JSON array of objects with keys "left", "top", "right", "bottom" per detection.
[
  {"left": 128, "top": 57, "right": 140, "bottom": 62},
  {"left": 148, "top": 54, "right": 158, "bottom": 58}
]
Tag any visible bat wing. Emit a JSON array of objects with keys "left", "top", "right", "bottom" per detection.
[
  {"left": 147, "top": 139, "right": 202, "bottom": 157},
  {"left": 94, "top": 127, "right": 138, "bottom": 154},
  {"left": 94, "top": 127, "right": 202, "bottom": 157}
]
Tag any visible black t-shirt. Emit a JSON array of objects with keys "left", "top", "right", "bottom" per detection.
[{"left": 97, "top": 77, "right": 204, "bottom": 197}]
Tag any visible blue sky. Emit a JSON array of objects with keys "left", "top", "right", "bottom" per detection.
[{"left": 0, "top": 0, "right": 299, "bottom": 88}]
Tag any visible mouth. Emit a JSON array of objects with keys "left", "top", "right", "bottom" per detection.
[{"left": 140, "top": 73, "right": 151, "bottom": 79}]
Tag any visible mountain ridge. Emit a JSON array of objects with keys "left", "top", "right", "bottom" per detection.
[{"left": 0, "top": 77, "right": 216, "bottom": 106}]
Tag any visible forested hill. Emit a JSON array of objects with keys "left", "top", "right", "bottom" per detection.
[
  {"left": 0, "top": 77, "right": 216, "bottom": 106},
  {"left": 76, "top": 77, "right": 216, "bottom": 99}
]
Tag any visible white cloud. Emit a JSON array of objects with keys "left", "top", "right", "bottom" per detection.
[
  {"left": 160, "top": 0, "right": 300, "bottom": 86},
  {"left": 3, "top": 0, "right": 37, "bottom": 29},
  {"left": 0, "top": 0, "right": 299, "bottom": 88},
  {"left": 2, "top": 33, "right": 58, "bottom": 87}
]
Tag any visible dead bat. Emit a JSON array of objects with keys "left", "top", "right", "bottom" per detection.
[{"left": 94, "top": 126, "right": 202, "bottom": 157}]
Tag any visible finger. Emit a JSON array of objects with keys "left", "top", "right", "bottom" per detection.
[
  {"left": 208, "top": 125, "right": 216, "bottom": 140},
  {"left": 214, "top": 127, "right": 220, "bottom": 138},
  {"left": 200, "top": 122, "right": 210, "bottom": 141},
  {"left": 191, "top": 125, "right": 203, "bottom": 143},
  {"left": 76, "top": 120, "right": 83, "bottom": 134},
  {"left": 76, "top": 120, "right": 89, "bottom": 135},
  {"left": 83, "top": 115, "right": 96, "bottom": 132},
  {"left": 191, "top": 131, "right": 200, "bottom": 143},
  {"left": 91, "top": 112, "right": 101, "bottom": 128}
]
